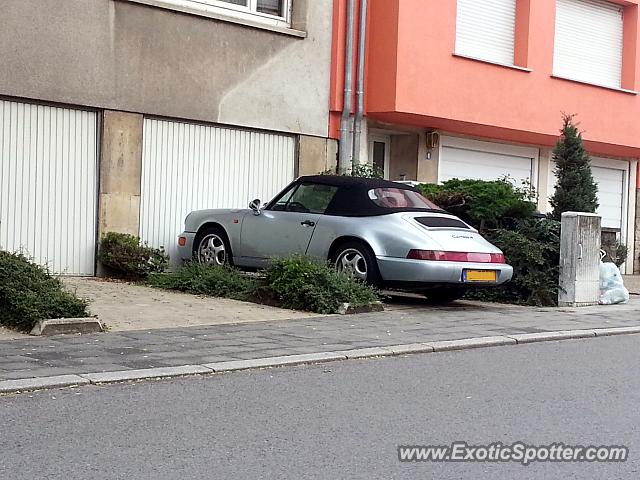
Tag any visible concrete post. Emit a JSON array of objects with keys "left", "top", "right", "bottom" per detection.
[
  {"left": 558, "top": 212, "right": 601, "bottom": 307},
  {"left": 98, "top": 110, "right": 143, "bottom": 237}
]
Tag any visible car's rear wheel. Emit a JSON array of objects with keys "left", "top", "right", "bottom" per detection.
[
  {"left": 423, "top": 288, "right": 465, "bottom": 304},
  {"left": 332, "top": 241, "right": 381, "bottom": 287},
  {"left": 193, "top": 226, "right": 232, "bottom": 267}
]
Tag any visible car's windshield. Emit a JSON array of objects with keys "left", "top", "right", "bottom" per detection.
[{"left": 368, "top": 188, "right": 442, "bottom": 210}]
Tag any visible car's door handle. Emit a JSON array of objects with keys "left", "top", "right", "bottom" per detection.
[{"left": 300, "top": 220, "right": 316, "bottom": 227}]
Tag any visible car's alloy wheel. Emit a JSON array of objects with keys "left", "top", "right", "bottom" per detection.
[
  {"left": 336, "top": 248, "right": 369, "bottom": 281},
  {"left": 197, "top": 234, "right": 227, "bottom": 266}
]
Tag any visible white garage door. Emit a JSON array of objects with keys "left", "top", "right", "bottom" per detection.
[
  {"left": 548, "top": 159, "right": 627, "bottom": 231},
  {"left": 592, "top": 166, "right": 625, "bottom": 230},
  {"left": 140, "top": 118, "right": 296, "bottom": 260},
  {"left": 0, "top": 100, "right": 98, "bottom": 275},
  {"left": 439, "top": 137, "right": 538, "bottom": 187}
]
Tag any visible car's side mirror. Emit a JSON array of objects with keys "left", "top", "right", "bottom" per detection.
[{"left": 249, "top": 198, "right": 263, "bottom": 215}]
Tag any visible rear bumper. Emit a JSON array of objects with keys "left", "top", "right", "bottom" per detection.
[
  {"left": 376, "top": 256, "right": 513, "bottom": 286},
  {"left": 177, "top": 232, "right": 197, "bottom": 262}
]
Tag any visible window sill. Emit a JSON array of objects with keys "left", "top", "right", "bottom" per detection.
[
  {"left": 551, "top": 75, "right": 637, "bottom": 95},
  {"left": 453, "top": 53, "right": 532, "bottom": 73},
  {"left": 120, "top": 0, "right": 307, "bottom": 38}
]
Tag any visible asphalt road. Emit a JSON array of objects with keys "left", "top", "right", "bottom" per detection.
[{"left": 2, "top": 336, "right": 640, "bottom": 479}]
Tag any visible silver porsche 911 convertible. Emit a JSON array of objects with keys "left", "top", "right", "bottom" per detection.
[{"left": 177, "top": 175, "right": 512, "bottom": 302}]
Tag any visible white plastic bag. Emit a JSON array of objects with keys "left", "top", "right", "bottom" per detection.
[{"left": 599, "top": 261, "right": 629, "bottom": 305}]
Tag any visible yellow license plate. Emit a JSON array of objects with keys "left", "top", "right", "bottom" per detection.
[{"left": 463, "top": 270, "right": 497, "bottom": 282}]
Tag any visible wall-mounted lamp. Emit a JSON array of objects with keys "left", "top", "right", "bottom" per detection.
[
  {"left": 426, "top": 131, "right": 440, "bottom": 150},
  {"left": 425, "top": 130, "right": 439, "bottom": 160}
]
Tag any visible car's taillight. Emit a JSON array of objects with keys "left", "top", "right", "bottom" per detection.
[
  {"left": 407, "top": 250, "right": 506, "bottom": 264},
  {"left": 178, "top": 236, "right": 187, "bottom": 247}
]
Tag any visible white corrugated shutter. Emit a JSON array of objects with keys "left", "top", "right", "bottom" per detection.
[
  {"left": 455, "top": 0, "right": 516, "bottom": 65},
  {"left": 554, "top": 0, "right": 623, "bottom": 88},
  {"left": 439, "top": 146, "right": 535, "bottom": 186},
  {"left": 0, "top": 100, "right": 98, "bottom": 275},
  {"left": 140, "top": 118, "right": 296, "bottom": 261},
  {"left": 547, "top": 160, "right": 626, "bottom": 230}
]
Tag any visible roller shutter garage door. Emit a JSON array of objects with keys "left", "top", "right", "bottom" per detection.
[
  {"left": 548, "top": 159, "right": 627, "bottom": 232},
  {"left": 439, "top": 138, "right": 538, "bottom": 187},
  {"left": 140, "top": 118, "right": 296, "bottom": 261},
  {"left": 0, "top": 100, "right": 98, "bottom": 275}
]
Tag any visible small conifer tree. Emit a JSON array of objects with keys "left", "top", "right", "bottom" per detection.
[{"left": 549, "top": 115, "right": 598, "bottom": 220}]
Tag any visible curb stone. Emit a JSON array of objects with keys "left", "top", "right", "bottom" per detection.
[
  {"left": 80, "top": 365, "right": 213, "bottom": 384},
  {"left": 3, "top": 326, "right": 640, "bottom": 395},
  {"left": 593, "top": 326, "right": 640, "bottom": 337},
  {"left": 428, "top": 336, "right": 517, "bottom": 352},
  {"left": 507, "top": 330, "right": 596, "bottom": 344},
  {"left": 0, "top": 375, "right": 89, "bottom": 394},
  {"left": 205, "top": 352, "right": 347, "bottom": 372},
  {"left": 30, "top": 318, "right": 104, "bottom": 336},
  {"left": 337, "top": 302, "right": 385, "bottom": 315}
]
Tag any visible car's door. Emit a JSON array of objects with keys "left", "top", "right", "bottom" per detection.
[{"left": 239, "top": 182, "right": 339, "bottom": 267}]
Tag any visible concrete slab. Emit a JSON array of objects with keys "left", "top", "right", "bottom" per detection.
[{"left": 62, "top": 277, "right": 320, "bottom": 332}]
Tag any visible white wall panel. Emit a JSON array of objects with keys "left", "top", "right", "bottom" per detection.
[
  {"left": 0, "top": 100, "right": 98, "bottom": 275},
  {"left": 554, "top": 0, "right": 623, "bottom": 88},
  {"left": 140, "top": 118, "right": 295, "bottom": 261},
  {"left": 456, "top": 0, "right": 516, "bottom": 65}
]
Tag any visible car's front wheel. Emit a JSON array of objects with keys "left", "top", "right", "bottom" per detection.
[
  {"left": 332, "top": 241, "right": 381, "bottom": 287},
  {"left": 193, "top": 226, "right": 232, "bottom": 267}
]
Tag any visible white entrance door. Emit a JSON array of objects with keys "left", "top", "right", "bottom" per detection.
[
  {"left": 439, "top": 136, "right": 538, "bottom": 187},
  {"left": 140, "top": 118, "right": 296, "bottom": 261},
  {"left": 0, "top": 100, "right": 99, "bottom": 275}
]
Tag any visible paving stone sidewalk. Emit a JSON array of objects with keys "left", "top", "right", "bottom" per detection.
[{"left": 1, "top": 297, "right": 639, "bottom": 382}]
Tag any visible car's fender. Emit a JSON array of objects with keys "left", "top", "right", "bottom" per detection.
[{"left": 184, "top": 209, "right": 250, "bottom": 254}]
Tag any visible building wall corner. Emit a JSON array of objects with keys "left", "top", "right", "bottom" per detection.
[
  {"left": 98, "top": 110, "right": 143, "bottom": 239},
  {"left": 297, "top": 136, "right": 338, "bottom": 175}
]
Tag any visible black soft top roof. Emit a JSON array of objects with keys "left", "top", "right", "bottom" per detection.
[
  {"left": 293, "top": 175, "right": 440, "bottom": 217},
  {"left": 297, "top": 175, "right": 418, "bottom": 191}
]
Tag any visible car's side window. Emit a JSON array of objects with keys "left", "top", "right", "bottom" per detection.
[
  {"left": 270, "top": 185, "right": 299, "bottom": 211},
  {"left": 286, "top": 183, "right": 338, "bottom": 214}
]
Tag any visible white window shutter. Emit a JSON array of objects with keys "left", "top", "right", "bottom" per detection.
[
  {"left": 455, "top": 0, "right": 516, "bottom": 66},
  {"left": 554, "top": 0, "right": 624, "bottom": 89}
]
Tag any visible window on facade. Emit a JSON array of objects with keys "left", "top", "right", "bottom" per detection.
[
  {"left": 455, "top": 0, "right": 517, "bottom": 66},
  {"left": 553, "top": 0, "right": 623, "bottom": 89},
  {"left": 185, "top": 0, "right": 290, "bottom": 25}
]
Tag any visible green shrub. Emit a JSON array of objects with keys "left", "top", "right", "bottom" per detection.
[
  {"left": 265, "top": 255, "right": 379, "bottom": 314},
  {"left": 550, "top": 114, "right": 599, "bottom": 220},
  {"left": 98, "top": 232, "right": 169, "bottom": 278},
  {"left": 149, "top": 257, "right": 379, "bottom": 314},
  {"left": 318, "top": 163, "right": 385, "bottom": 179},
  {"left": 147, "top": 263, "right": 257, "bottom": 300},
  {"left": 0, "top": 251, "right": 89, "bottom": 331},
  {"left": 419, "top": 178, "right": 536, "bottom": 232},
  {"left": 467, "top": 219, "right": 561, "bottom": 306}
]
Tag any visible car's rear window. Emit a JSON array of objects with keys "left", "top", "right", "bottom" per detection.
[
  {"left": 415, "top": 216, "right": 469, "bottom": 229},
  {"left": 368, "top": 188, "right": 442, "bottom": 210}
]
